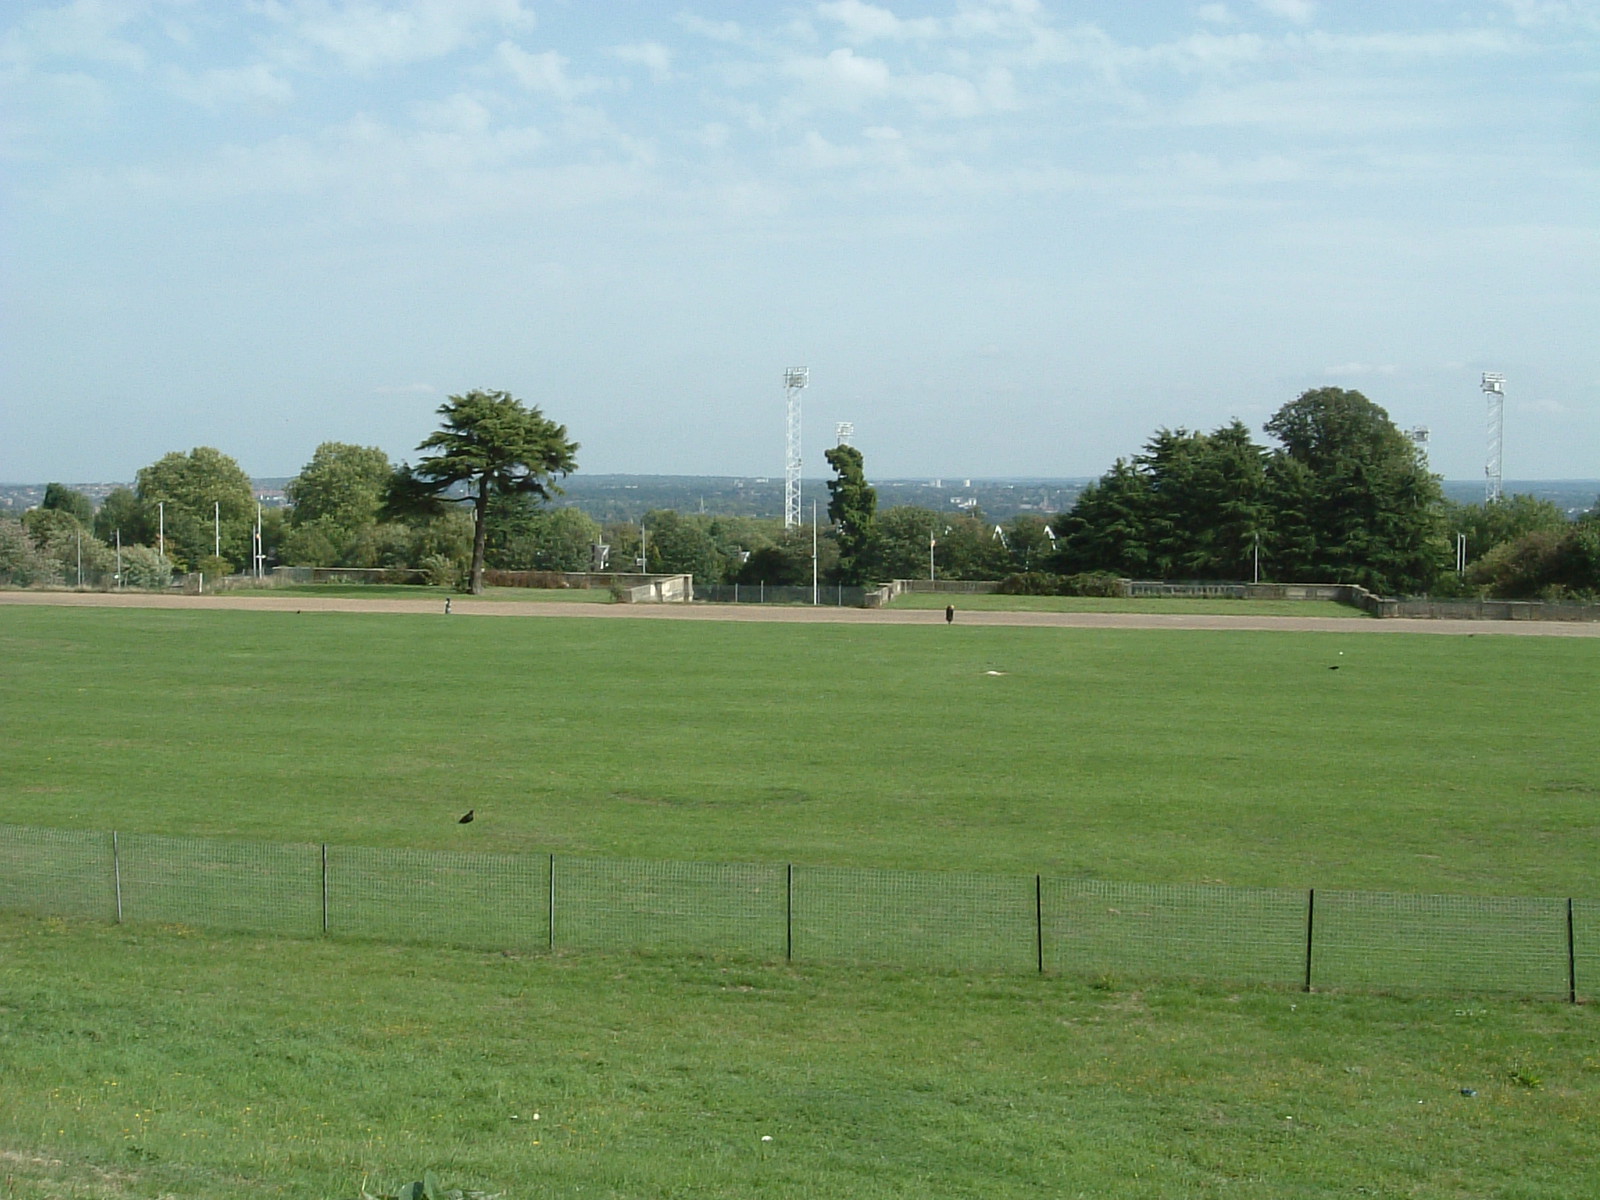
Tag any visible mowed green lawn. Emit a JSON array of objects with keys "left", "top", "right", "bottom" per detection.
[
  {"left": 2, "top": 603, "right": 1597, "bottom": 895},
  {"left": 4, "top": 605, "right": 1599, "bottom": 1199},
  {"left": 2, "top": 913, "right": 1597, "bottom": 1200},
  {"left": 888, "top": 591, "right": 1365, "bottom": 617}
]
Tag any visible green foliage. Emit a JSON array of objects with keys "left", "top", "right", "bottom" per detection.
[
  {"left": 488, "top": 504, "right": 602, "bottom": 572},
  {"left": 997, "top": 572, "right": 1125, "bottom": 597},
  {"left": 195, "top": 554, "right": 236, "bottom": 581},
  {"left": 116, "top": 544, "right": 174, "bottom": 589},
  {"left": 1468, "top": 524, "right": 1600, "bottom": 601},
  {"left": 135, "top": 447, "right": 255, "bottom": 570},
  {"left": 284, "top": 443, "right": 393, "bottom": 566},
  {"left": 0, "top": 518, "right": 62, "bottom": 586},
  {"left": 41, "top": 482, "right": 94, "bottom": 526},
  {"left": 640, "top": 509, "right": 724, "bottom": 580},
  {"left": 1263, "top": 388, "right": 1447, "bottom": 594},
  {"left": 1054, "top": 459, "right": 1153, "bottom": 577},
  {"left": 93, "top": 486, "right": 149, "bottom": 544},
  {"left": 825, "top": 443, "right": 878, "bottom": 583},
  {"left": 359, "top": 1169, "right": 496, "bottom": 1200},
  {"left": 390, "top": 390, "right": 578, "bottom": 594}
]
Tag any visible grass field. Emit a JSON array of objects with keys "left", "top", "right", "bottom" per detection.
[
  {"left": 1, "top": 604, "right": 1596, "bottom": 894},
  {"left": 224, "top": 583, "right": 617, "bottom": 603},
  {"left": 3, "top": 603, "right": 1599, "bottom": 1198},
  {"left": 3, "top": 912, "right": 1597, "bottom": 1200},
  {"left": 887, "top": 592, "right": 1366, "bottom": 617}
]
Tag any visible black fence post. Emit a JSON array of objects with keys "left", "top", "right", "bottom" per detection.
[
  {"left": 548, "top": 854, "right": 556, "bottom": 951},
  {"left": 1303, "top": 888, "right": 1316, "bottom": 992},
  {"left": 1568, "top": 898, "right": 1577, "bottom": 1005},
  {"left": 786, "top": 863, "right": 793, "bottom": 963},
  {"left": 1035, "top": 874, "right": 1044, "bottom": 974}
]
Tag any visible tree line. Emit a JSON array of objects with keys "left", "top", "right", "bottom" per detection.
[{"left": 3, "top": 387, "right": 1596, "bottom": 599}]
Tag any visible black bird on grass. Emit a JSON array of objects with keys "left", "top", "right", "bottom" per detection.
[{"left": 458, "top": 809, "right": 475, "bottom": 824}]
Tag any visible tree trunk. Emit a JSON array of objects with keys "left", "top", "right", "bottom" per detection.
[{"left": 470, "top": 480, "right": 489, "bottom": 595}]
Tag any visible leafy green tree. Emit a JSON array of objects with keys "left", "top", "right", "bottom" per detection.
[
  {"left": 1446, "top": 494, "right": 1569, "bottom": 568},
  {"left": 282, "top": 443, "right": 392, "bottom": 566},
  {"left": 825, "top": 443, "right": 878, "bottom": 584},
  {"left": 640, "top": 509, "right": 723, "bottom": 580},
  {"left": 874, "top": 506, "right": 944, "bottom": 580},
  {"left": 22, "top": 507, "right": 115, "bottom": 581},
  {"left": 1262, "top": 388, "right": 1446, "bottom": 593},
  {"left": 41, "top": 483, "right": 94, "bottom": 526},
  {"left": 388, "top": 390, "right": 578, "bottom": 594},
  {"left": 135, "top": 447, "right": 255, "bottom": 571},
  {"left": 1053, "top": 459, "right": 1152, "bottom": 577},
  {"left": 0, "top": 518, "right": 61, "bottom": 586},
  {"left": 117, "top": 544, "right": 174, "bottom": 589},
  {"left": 731, "top": 527, "right": 828, "bottom": 586},
  {"left": 93, "top": 486, "right": 149, "bottom": 545},
  {"left": 489, "top": 502, "right": 603, "bottom": 572}
]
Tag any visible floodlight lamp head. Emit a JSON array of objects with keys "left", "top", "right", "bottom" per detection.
[
  {"left": 785, "top": 367, "right": 809, "bottom": 390},
  {"left": 1481, "top": 372, "right": 1505, "bottom": 395}
]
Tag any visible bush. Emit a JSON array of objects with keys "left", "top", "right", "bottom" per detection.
[
  {"left": 1061, "top": 572, "right": 1125, "bottom": 597},
  {"left": 420, "top": 554, "right": 464, "bottom": 590},
  {"left": 118, "top": 545, "right": 174, "bottom": 590},
  {"left": 997, "top": 572, "right": 1063, "bottom": 595}
]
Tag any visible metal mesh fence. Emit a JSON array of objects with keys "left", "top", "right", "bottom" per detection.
[
  {"left": 1311, "top": 890, "right": 1571, "bottom": 997},
  {"left": 117, "top": 833, "right": 322, "bottom": 935},
  {"left": 1576, "top": 899, "right": 1599, "bottom": 1004},
  {"left": 0, "top": 823, "right": 1594, "bottom": 999},
  {"left": 553, "top": 857, "right": 785, "bottom": 956},
  {"left": 793, "top": 865, "right": 1037, "bottom": 970},
  {"left": 326, "top": 845, "right": 550, "bottom": 951},
  {"left": 1044, "top": 879, "right": 1307, "bottom": 984},
  {"left": 0, "top": 824, "right": 112, "bottom": 920}
]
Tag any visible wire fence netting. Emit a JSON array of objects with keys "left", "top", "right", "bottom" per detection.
[
  {"left": 793, "top": 865, "right": 1037, "bottom": 971},
  {"left": 1044, "top": 880, "right": 1308, "bottom": 984},
  {"left": 117, "top": 833, "right": 322, "bottom": 935},
  {"left": 554, "top": 857, "right": 785, "bottom": 957},
  {"left": 0, "top": 825, "right": 113, "bottom": 920},
  {"left": 326, "top": 845, "right": 549, "bottom": 950},
  {"left": 1311, "top": 891, "right": 1573, "bottom": 996},
  {"left": 0, "top": 823, "right": 1591, "bottom": 1000}
]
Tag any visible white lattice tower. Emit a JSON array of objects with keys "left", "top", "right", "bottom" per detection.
[
  {"left": 835, "top": 421, "right": 854, "bottom": 447},
  {"left": 1482, "top": 373, "right": 1505, "bottom": 502},
  {"left": 783, "top": 367, "right": 808, "bottom": 528}
]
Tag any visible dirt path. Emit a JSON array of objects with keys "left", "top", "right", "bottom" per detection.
[{"left": 3, "top": 588, "right": 1598, "bottom": 637}]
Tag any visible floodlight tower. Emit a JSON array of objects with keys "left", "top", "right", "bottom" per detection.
[
  {"left": 783, "top": 367, "right": 808, "bottom": 528},
  {"left": 1405, "top": 426, "right": 1431, "bottom": 466},
  {"left": 835, "top": 421, "right": 854, "bottom": 447},
  {"left": 1482, "top": 372, "right": 1506, "bottom": 502}
]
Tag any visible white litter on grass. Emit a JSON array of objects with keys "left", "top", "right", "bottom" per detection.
[
  {"left": 761, "top": 1135, "right": 773, "bottom": 1143},
  {"left": 984, "top": 670, "right": 1007, "bottom": 676}
]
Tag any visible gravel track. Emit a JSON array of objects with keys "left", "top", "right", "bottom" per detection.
[{"left": 3, "top": 588, "right": 1598, "bottom": 637}]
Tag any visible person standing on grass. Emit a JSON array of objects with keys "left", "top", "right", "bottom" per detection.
[{"left": 945, "top": 605, "right": 954, "bottom": 624}]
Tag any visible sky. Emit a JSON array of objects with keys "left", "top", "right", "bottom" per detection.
[{"left": 2, "top": 0, "right": 1596, "bottom": 486}]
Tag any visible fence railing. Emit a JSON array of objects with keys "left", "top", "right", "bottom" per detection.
[{"left": 1, "top": 823, "right": 1589, "bottom": 1000}]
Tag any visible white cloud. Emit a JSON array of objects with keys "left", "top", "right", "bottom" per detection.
[
  {"left": 5, "top": 0, "right": 148, "bottom": 69},
  {"left": 675, "top": 13, "right": 744, "bottom": 44},
  {"left": 1196, "top": 4, "right": 1235, "bottom": 24},
  {"left": 260, "top": 0, "right": 534, "bottom": 70},
  {"left": 165, "top": 62, "right": 294, "bottom": 108},
  {"left": 610, "top": 41, "right": 672, "bottom": 82},
  {"left": 495, "top": 41, "right": 601, "bottom": 101},
  {"left": 815, "top": 1, "right": 943, "bottom": 43},
  {"left": 1253, "top": 0, "right": 1316, "bottom": 24}
]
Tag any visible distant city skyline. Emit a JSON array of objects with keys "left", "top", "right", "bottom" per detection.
[{"left": 3, "top": 1, "right": 1595, "bottom": 484}]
